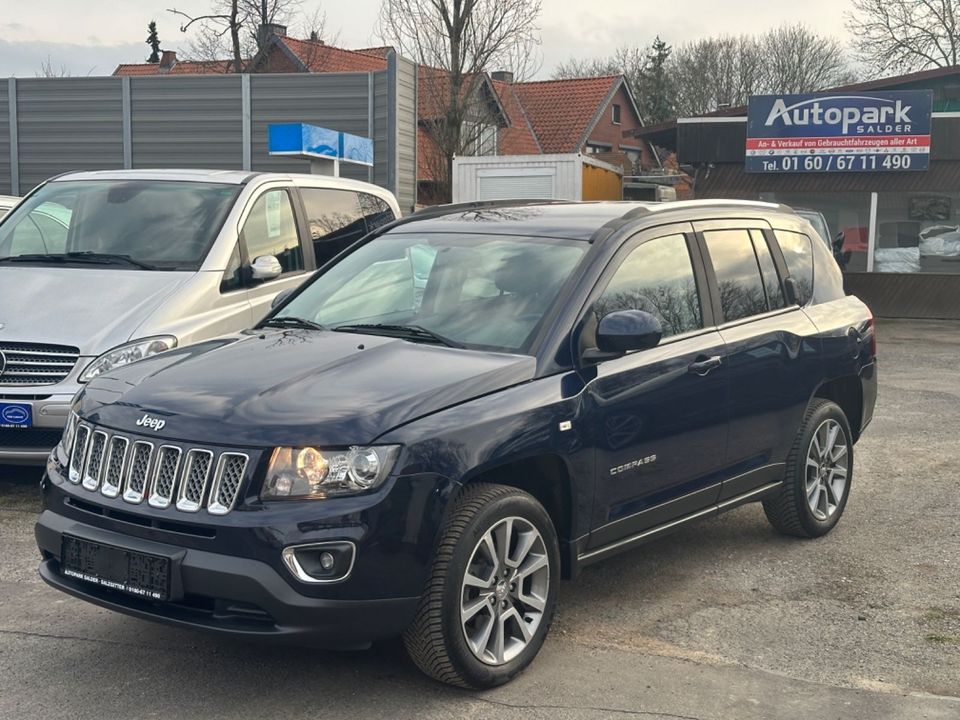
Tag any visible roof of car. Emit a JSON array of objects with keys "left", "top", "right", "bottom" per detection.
[
  {"left": 396, "top": 199, "right": 793, "bottom": 241},
  {"left": 45, "top": 169, "right": 394, "bottom": 197},
  {"left": 0, "top": 194, "right": 19, "bottom": 208}
]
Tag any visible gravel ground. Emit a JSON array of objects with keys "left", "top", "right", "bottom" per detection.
[{"left": 0, "top": 319, "right": 957, "bottom": 719}]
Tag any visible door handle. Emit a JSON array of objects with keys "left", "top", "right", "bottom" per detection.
[{"left": 688, "top": 355, "right": 722, "bottom": 376}]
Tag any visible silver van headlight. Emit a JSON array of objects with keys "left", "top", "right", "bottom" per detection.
[{"left": 79, "top": 336, "right": 177, "bottom": 382}]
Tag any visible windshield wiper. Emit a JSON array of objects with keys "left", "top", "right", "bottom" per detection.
[
  {"left": 63, "top": 252, "right": 159, "bottom": 270},
  {"left": 332, "top": 323, "right": 463, "bottom": 348},
  {"left": 0, "top": 252, "right": 158, "bottom": 270},
  {"left": 260, "top": 316, "right": 327, "bottom": 331}
]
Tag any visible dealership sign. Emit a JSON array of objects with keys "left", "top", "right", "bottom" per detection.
[{"left": 745, "top": 90, "right": 933, "bottom": 173}]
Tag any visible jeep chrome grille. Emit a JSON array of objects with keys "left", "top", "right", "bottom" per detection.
[
  {"left": 176, "top": 449, "right": 214, "bottom": 512},
  {"left": 208, "top": 453, "right": 248, "bottom": 515},
  {"left": 123, "top": 441, "right": 154, "bottom": 504},
  {"left": 0, "top": 342, "right": 80, "bottom": 386},
  {"left": 100, "top": 436, "right": 129, "bottom": 498},
  {"left": 82, "top": 431, "right": 108, "bottom": 491},
  {"left": 62, "top": 421, "right": 249, "bottom": 516},
  {"left": 149, "top": 446, "right": 183, "bottom": 509}
]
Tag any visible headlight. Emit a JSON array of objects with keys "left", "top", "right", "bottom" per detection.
[
  {"left": 261, "top": 445, "right": 401, "bottom": 500},
  {"left": 79, "top": 336, "right": 177, "bottom": 382}
]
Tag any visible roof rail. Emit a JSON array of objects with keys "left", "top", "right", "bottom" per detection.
[
  {"left": 588, "top": 199, "right": 797, "bottom": 244},
  {"left": 400, "top": 198, "right": 569, "bottom": 224}
]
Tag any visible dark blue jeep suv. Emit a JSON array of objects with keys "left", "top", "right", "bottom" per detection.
[{"left": 35, "top": 200, "right": 877, "bottom": 688}]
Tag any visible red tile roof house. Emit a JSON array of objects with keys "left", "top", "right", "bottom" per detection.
[{"left": 114, "top": 26, "right": 660, "bottom": 205}]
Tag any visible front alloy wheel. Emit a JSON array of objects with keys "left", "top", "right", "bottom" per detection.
[
  {"left": 403, "top": 483, "right": 559, "bottom": 688},
  {"left": 460, "top": 517, "right": 550, "bottom": 665}
]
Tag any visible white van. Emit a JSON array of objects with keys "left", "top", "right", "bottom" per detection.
[{"left": 0, "top": 169, "right": 400, "bottom": 463}]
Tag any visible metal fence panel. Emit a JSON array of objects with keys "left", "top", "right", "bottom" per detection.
[
  {"left": 131, "top": 76, "right": 244, "bottom": 169},
  {"left": 16, "top": 78, "right": 124, "bottom": 193},
  {"left": 394, "top": 57, "right": 417, "bottom": 212},
  {"left": 250, "top": 73, "right": 372, "bottom": 182}
]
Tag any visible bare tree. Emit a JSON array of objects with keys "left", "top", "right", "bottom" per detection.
[
  {"left": 760, "top": 24, "right": 853, "bottom": 93},
  {"left": 847, "top": 0, "right": 960, "bottom": 74},
  {"left": 170, "top": 0, "right": 305, "bottom": 67},
  {"left": 555, "top": 24, "right": 855, "bottom": 119},
  {"left": 377, "top": 0, "right": 542, "bottom": 202},
  {"left": 169, "top": 0, "right": 244, "bottom": 71},
  {"left": 37, "top": 56, "right": 72, "bottom": 78}
]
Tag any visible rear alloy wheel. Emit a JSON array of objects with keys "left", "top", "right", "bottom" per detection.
[
  {"left": 805, "top": 419, "right": 849, "bottom": 521},
  {"left": 763, "top": 398, "right": 853, "bottom": 538},
  {"left": 403, "top": 483, "right": 559, "bottom": 688}
]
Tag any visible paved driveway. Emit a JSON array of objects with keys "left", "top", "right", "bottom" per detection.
[{"left": 1, "top": 320, "right": 958, "bottom": 719}]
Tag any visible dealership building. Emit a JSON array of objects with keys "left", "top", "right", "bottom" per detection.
[{"left": 629, "top": 67, "right": 960, "bottom": 319}]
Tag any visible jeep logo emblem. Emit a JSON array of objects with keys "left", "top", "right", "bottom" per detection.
[{"left": 136, "top": 414, "right": 166, "bottom": 432}]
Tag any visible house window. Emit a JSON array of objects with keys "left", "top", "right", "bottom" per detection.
[
  {"left": 461, "top": 121, "right": 498, "bottom": 157},
  {"left": 612, "top": 104, "right": 622, "bottom": 125}
]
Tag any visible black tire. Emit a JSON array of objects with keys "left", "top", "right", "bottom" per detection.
[
  {"left": 402, "top": 482, "right": 560, "bottom": 689},
  {"left": 763, "top": 398, "right": 854, "bottom": 538}
]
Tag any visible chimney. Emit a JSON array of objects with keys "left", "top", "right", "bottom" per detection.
[
  {"left": 159, "top": 50, "right": 178, "bottom": 71},
  {"left": 491, "top": 70, "right": 514, "bottom": 83},
  {"left": 258, "top": 23, "right": 288, "bottom": 47}
]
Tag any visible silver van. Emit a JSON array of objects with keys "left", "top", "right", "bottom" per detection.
[{"left": 0, "top": 169, "right": 400, "bottom": 463}]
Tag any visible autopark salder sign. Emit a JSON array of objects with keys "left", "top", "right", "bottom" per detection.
[{"left": 745, "top": 90, "right": 933, "bottom": 173}]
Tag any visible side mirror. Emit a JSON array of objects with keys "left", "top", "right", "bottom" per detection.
[
  {"left": 271, "top": 288, "right": 294, "bottom": 309},
  {"left": 250, "top": 255, "right": 282, "bottom": 282},
  {"left": 595, "top": 310, "right": 662, "bottom": 354}
]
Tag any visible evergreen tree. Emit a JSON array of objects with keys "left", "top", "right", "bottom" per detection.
[
  {"left": 146, "top": 21, "right": 162, "bottom": 63},
  {"left": 639, "top": 36, "right": 674, "bottom": 124}
]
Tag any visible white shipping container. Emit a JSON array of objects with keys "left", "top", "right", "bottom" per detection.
[{"left": 452, "top": 154, "right": 622, "bottom": 203}]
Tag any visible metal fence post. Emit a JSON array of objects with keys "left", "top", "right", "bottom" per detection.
[
  {"left": 242, "top": 74, "right": 252, "bottom": 171},
  {"left": 121, "top": 77, "right": 132, "bottom": 169},
  {"left": 8, "top": 78, "right": 18, "bottom": 196}
]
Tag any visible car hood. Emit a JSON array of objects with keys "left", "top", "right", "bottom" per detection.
[
  {"left": 0, "top": 267, "right": 193, "bottom": 354},
  {"left": 78, "top": 329, "right": 536, "bottom": 447}
]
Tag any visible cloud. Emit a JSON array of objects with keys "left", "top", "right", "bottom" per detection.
[{"left": 0, "top": 39, "right": 144, "bottom": 77}]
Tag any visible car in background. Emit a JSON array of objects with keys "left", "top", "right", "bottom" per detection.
[
  {"left": 0, "top": 169, "right": 400, "bottom": 464},
  {"left": 795, "top": 208, "right": 831, "bottom": 248},
  {"left": 0, "top": 195, "right": 19, "bottom": 219}
]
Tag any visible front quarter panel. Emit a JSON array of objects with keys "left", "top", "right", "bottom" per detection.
[{"left": 378, "top": 372, "right": 593, "bottom": 542}]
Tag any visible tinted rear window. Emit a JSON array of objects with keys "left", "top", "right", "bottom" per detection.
[{"left": 774, "top": 230, "right": 814, "bottom": 305}]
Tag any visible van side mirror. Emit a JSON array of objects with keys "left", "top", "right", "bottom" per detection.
[
  {"left": 250, "top": 255, "right": 282, "bottom": 282},
  {"left": 595, "top": 310, "right": 662, "bottom": 354}
]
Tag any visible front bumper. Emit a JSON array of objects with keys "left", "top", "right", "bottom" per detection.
[
  {"left": 35, "top": 507, "right": 420, "bottom": 647},
  {"left": 0, "top": 390, "right": 76, "bottom": 464}
]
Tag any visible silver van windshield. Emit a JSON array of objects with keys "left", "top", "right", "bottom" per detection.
[{"left": 0, "top": 180, "right": 241, "bottom": 271}]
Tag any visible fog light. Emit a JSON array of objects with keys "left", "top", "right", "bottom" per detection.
[{"left": 281, "top": 541, "right": 356, "bottom": 584}]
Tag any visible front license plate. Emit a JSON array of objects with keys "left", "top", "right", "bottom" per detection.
[
  {"left": 0, "top": 402, "right": 32, "bottom": 429},
  {"left": 61, "top": 535, "right": 170, "bottom": 601}
]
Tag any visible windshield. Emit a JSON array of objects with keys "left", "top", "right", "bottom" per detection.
[
  {"left": 0, "top": 180, "right": 241, "bottom": 269},
  {"left": 276, "top": 232, "right": 587, "bottom": 353}
]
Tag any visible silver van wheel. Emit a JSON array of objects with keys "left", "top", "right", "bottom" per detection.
[
  {"left": 806, "top": 419, "right": 849, "bottom": 521},
  {"left": 460, "top": 516, "right": 550, "bottom": 666}
]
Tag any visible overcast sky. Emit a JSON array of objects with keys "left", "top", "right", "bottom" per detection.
[{"left": 0, "top": 0, "right": 854, "bottom": 78}]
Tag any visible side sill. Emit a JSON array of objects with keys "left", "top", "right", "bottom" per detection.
[{"left": 576, "top": 480, "right": 783, "bottom": 568}]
